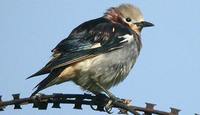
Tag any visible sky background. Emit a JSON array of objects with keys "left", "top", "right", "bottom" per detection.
[{"left": 0, "top": 0, "right": 199, "bottom": 115}]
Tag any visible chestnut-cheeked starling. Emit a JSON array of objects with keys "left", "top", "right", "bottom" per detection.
[{"left": 28, "top": 4, "right": 154, "bottom": 99}]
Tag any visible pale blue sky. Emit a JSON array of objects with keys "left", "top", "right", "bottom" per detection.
[{"left": 0, "top": 0, "right": 199, "bottom": 115}]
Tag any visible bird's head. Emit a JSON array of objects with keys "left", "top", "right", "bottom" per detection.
[{"left": 104, "top": 4, "right": 154, "bottom": 35}]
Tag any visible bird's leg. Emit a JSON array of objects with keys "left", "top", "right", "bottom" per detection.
[
  {"left": 91, "top": 78, "right": 121, "bottom": 102},
  {"left": 91, "top": 78, "right": 133, "bottom": 114}
]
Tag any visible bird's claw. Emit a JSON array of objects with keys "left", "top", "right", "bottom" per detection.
[
  {"left": 105, "top": 100, "right": 113, "bottom": 114},
  {"left": 31, "top": 93, "right": 46, "bottom": 101},
  {"left": 104, "top": 96, "right": 124, "bottom": 114},
  {"left": 118, "top": 99, "right": 132, "bottom": 114},
  {"left": 105, "top": 97, "right": 132, "bottom": 114}
]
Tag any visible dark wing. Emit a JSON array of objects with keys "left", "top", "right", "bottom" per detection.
[{"left": 28, "top": 17, "right": 134, "bottom": 79}]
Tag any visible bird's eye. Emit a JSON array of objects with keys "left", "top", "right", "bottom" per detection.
[{"left": 126, "top": 18, "right": 132, "bottom": 22}]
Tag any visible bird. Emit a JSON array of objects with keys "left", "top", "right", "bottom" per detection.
[{"left": 27, "top": 4, "right": 154, "bottom": 99}]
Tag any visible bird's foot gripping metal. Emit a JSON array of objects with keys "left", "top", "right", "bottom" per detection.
[
  {"left": 105, "top": 99, "right": 114, "bottom": 114},
  {"left": 118, "top": 99, "right": 132, "bottom": 114},
  {"left": 105, "top": 96, "right": 132, "bottom": 114},
  {"left": 91, "top": 78, "right": 131, "bottom": 114},
  {"left": 31, "top": 93, "right": 46, "bottom": 99}
]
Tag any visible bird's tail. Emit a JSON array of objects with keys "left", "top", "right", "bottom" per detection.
[
  {"left": 26, "top": 67, "right": 51, "bottom": 80},
  {"left": 31, "top": 67, "right": 65, "bottom": 97}
]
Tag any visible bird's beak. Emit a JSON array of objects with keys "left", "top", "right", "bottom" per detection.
[
  {"left": 140, "top": 21, "right": 154, "bottom": 27},
  {"left": 131, "top": 21, "right": 154, "bottom": 34}
]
